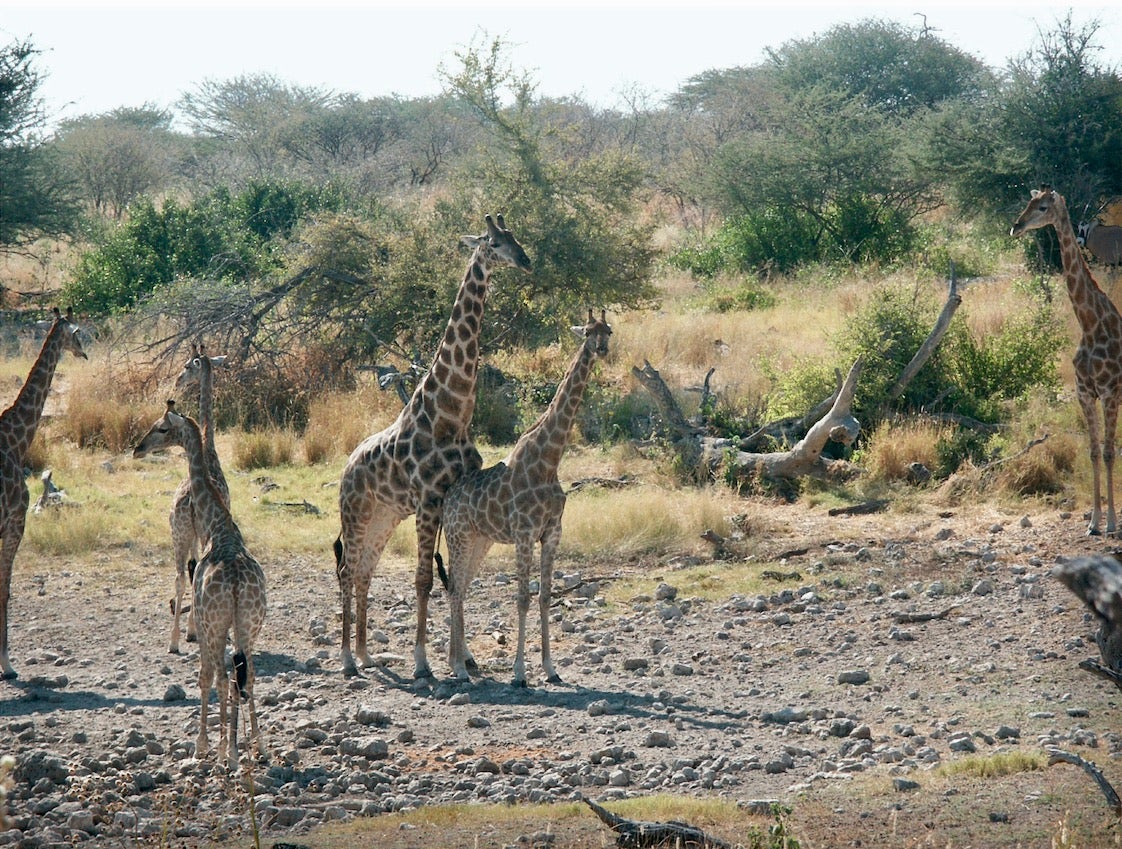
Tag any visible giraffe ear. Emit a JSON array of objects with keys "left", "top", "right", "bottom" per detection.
[
  {"left": 210, "top": 356, "right": 228, "bottom": 369},
  {"left": 461, "top": 234, "right": 485, "bottom": 249},
  {"left": 570, "top": 324, "right": 586, "bottom": 339}
]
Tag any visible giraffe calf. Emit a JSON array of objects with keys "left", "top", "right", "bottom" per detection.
[
  {"left": 135, "top": 401, "right": 266, "bottom": 770},
  {"left": 441, "top": 311, "right": 612, "bottom": 687}
]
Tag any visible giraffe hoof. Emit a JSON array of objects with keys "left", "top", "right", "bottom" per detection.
[
  {"left": 546, "top": 674, "right": 563, "bottom": 685},
  {"left": 1, "top": 669, "right": 18, "bottom": 681},
  {"left": 512, "top": 679, "right": 528, "bottom": 689},
  {"left": 168, "top": 647, "right": 181, "bottom": 655},
  {"left": 1088, "top": 527, "right": 1103, "bottom": 537},
  {"left": 465, "top": 657, "right": 480, "bottom": 672},
  {"left": 186, "top": 633, "right": 198, "bottom": 643}
]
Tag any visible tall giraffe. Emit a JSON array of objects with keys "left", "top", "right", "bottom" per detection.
[
  {"left": 0, "top": 308, "right": 87, "bottom": 680},
  {"left": 1012, "top": 186, "right": 1122, "bottom": 535},
  {"left": 442, "top": 310, "right": 612, "bottom": 686},
  {"left": 134, "top": 401, "right": 266, "bottom": 770},
  {"left": 334, "top": 214, "right": 531, "bottom": 678},
  {"left": 134, "top": 343, "right": 230, "bottom": 653}
]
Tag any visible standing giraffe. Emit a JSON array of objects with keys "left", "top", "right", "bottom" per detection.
[
  {"left": 1012, "top": 186, "right": 1122, "bottom": 535},
  {"left": 134, "top": 401, "right": 266, "bottom": 770},
  {"left": 442, "top": 310, "right": 612, "bottom": 686},
  {"left": 334, "top": 214, "right": 531, "bottom": 678},
  {"left": 134, "top": 343, "right": 230, "bottom": 653},
  {"left": 0, "top": 308, "right": 87, "bottom": 680}
]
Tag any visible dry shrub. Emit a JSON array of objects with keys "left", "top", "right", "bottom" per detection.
[
  {"left": 232, "top": 428, "right": 296, "bottom": 470},
  {"left": 303, "top": 386, "right": 398, "bottom": 464},
  {"left": 48, "top": 356, "right": 153, "bottom": 453},
  {"left": 863, "top": 419, "right": 950, "bottom": 483},
  {"left": 993, "top": 431, "right": 1077, "bottom": 495}
]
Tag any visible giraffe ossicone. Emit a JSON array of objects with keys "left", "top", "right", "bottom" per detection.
[
  {"left": 0, "top": 307, "right": 86, "bottom": 680},
  {"left": 442, "top": 309, "right": 612, "bottom": 686},
  {"left": 1012, "top": 186, "right": 1122, "bottom": 536},
  {"left": 334, "top": 214, "right": 531, "bottom": 679}
]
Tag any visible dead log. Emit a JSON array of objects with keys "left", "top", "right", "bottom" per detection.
[
  {"left": 582, "top": 796, "right": 733, "bottom": 849},
  {"left": 630, "top": 360, "right": 705, "bottom": 479},
  {"left": 1047, "top": 747, "right": 1122, "bottom": 814},
  {"left": 707, "top": 358, "right": 863, "bottom": 484}
]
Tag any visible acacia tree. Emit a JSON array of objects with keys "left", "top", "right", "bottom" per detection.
[
  {"left": 0, "top": 38, "right": 78, "bottom": 254},
  {"left": 439, "top": 35, "right": 657, "bottom": 347},
  {"left": 55, "top": 105, "right": 176, "bottom": 218}
]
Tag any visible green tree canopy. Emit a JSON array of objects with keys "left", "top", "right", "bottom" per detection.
[{"left": 0, "top": 38, "right": 79, "bottom": 253}]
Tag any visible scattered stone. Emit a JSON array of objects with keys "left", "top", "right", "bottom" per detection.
[{"left": 837, "top": 670, "right": 870, "bottom": 685}]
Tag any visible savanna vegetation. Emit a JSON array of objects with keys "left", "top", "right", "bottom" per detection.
[
  {"left": 2, "top": 11, "right": 1120, "bottom": 512},
  {"left": 4, "top": 14, "right": 1122, "bottom": 849}
]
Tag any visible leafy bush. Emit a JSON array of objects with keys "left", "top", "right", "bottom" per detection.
[{"left": 63, "top": 179, "right": 346, "bottom": 315}]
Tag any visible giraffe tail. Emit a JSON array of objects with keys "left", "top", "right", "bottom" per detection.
[{"left": 233, "top": 650, "right": 249, "bottom": 701}]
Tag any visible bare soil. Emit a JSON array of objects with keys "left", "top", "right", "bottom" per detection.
[{"left": 2, "top": 491, "right": 1122, "bottom": 848}]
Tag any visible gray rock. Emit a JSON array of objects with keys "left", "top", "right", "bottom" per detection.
[{"left": 837, "top": 669, "right": 870, "bottom": 685}]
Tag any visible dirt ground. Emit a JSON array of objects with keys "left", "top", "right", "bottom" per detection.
[{"left": 2, "top": 491, "right": 1122, "bottom": 848}]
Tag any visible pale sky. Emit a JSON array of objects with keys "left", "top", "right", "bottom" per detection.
[{"left": 2, "top": 1, "right": 1120, "bottom": 127}]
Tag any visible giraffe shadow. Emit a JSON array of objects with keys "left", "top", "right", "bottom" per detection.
[
  {"left": 0, "top": 680, "right": 182, "bottom": 718},
  {"left": 365, "top": 666, "right": 749, "bottom": 732}
]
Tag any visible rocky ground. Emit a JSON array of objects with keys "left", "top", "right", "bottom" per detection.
[{"left": 2, "top": 495, "right": 1121, "bottom": 848}]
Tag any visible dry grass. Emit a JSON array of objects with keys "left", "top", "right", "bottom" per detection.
[{"left": 863, "top": 418, "right": 953, "bottom": 483}]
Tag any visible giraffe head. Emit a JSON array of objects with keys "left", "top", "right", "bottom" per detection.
[
  {"left": 572, "top": 309, "right": 613, "bottom": 358},
  {"left": 174, "top": 342, "right": 228, "bottom": 393},
  {"left": 53, "top": 307, "right": 88, "bottom": 360},
  {"left": 1010, "top": 185, "right": 1066, "bottom": 237},
  {"left": 460, "top": 214, "right": 532, "bottom": 274},
  {"left": 133, "top": 399, "right": 189, "bottom": 458}
]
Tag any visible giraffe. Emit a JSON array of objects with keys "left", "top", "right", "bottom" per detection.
[
  {"left": 0, "top": 307, "right": 87, "bottom": 680},
  {"left": 134, "top": 343, "right": 230, "bottom": 653},
  {"left": 134, "top": 401, "right": 266, "bottom": 770},
  {"left": 1012, "top": 186, "right": 1122, "bottom": 536},
  {"left": 441, "top": 310, "right": 612, "bottom": 686},
  {"left": 334, "top": 214, "right": 531, "bottom": 678}
]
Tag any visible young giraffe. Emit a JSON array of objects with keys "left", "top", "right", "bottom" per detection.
[
  {"left": 1012, "top": 186, "right": 1122, "bottom": 535},
  {"left": 135, "top": 401, "right": 266, "bottom": 770},
  {"left": 0, "top": 308, "right": 87, "bottom": 680},
  {"left": 334, "top": 214, "right": 531, "bottom": 679},
  {"left": 441, "top": 310, "right": 612, "bottom": 686},
  {"left": 134, "top": 343, "right": 230, "bottom": 653}
]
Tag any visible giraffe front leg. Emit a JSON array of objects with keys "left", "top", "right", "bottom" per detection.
[
  {"left": 196, "top": 663, "right": 213, "bottom": 759},
  {"left": 1103, "top": 397, "right": 1119, "bottom": 536},
  {"left": 539, "top": 525, "right": 562, "bottom": 685},
  {"left": 413, "top": 510, "right": 441, "bottom": 679},
  {"left": 1, "top": 527, "right": 23, "bottom": 680},
  {"left": 511, "top": 539, "right": 534, "bottom": 688},
  {"left": 1080, "top": 393, "right": 1105, "bottom": 535}
]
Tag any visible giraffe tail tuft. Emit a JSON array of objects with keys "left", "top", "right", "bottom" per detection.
[
  {"left": 435, "top": 552, "right": 450, "bottom": 592},
  {"left": 187, "top": 558, "right": 198, "bottom": 583},
  {"left": 333, "top": 536, "right": 344, "bottom": 579},
  {"left": 233, "top": 650, "right": 249, "bottom": 700}
]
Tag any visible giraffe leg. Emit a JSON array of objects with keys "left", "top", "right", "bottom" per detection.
[
  {"left": 225, "top": 667, "right": 237, "bottom": 771},
  {"left": 0, "top": 510, "right": 26, "bottom": 680},
  {"left": 512, "top": 538, "right": 535, "bottom": 688},
  {"left": 539, "top": 523, "right": 562, "bottom": 684},
  {"left": 447, "top": 535, "right": 490, "bottom": 680},
  {"left": 337, "top": 508, "right": 398, "bottom": 676},
  {"left": 169, "top": 490, "right": 195, "bottom": 652},
  {"left": 196, "top": 652, "right": 214, "bottom": 759},
  {"left": 413, "top": 508, "right": 441, "bottom": 679},
  {"left": 1104, "top": 396, "right": 1120, "bottom": 536},
  {"left": 1079, "top": 392, "right": 1105, "bottom": 535}
]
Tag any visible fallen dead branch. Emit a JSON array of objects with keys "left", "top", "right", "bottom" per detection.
[
  {"left": 1047, "top": 747, "right": 1122, "bottom": 815},
  {"left": 582, "top": 795, "right": 733, "bottom": 849},
  {"left": 827, "top": 499, "right": 889, "bottom": 517},
  {"left": 890, "top": 606, "right": 959, "bottom": 624}
]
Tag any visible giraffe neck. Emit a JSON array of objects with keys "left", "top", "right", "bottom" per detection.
[
  {"left": 507, "top": 341, "right": 597, "bottom": 475},
  {"left": 1051, "top": 196, "right": 1110, "bottom": 331},
  {"left": 0, "top": 321, "right": 66, "bottom": 465},
  {"left": 196, "top": 355, "right": 228, "bottom": 499},
  {"left": 411, "top": 247, "right": 492, "bottom": 437},
  {"left": 177, "top": 414, "right": 242, "bottom": 549}
]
